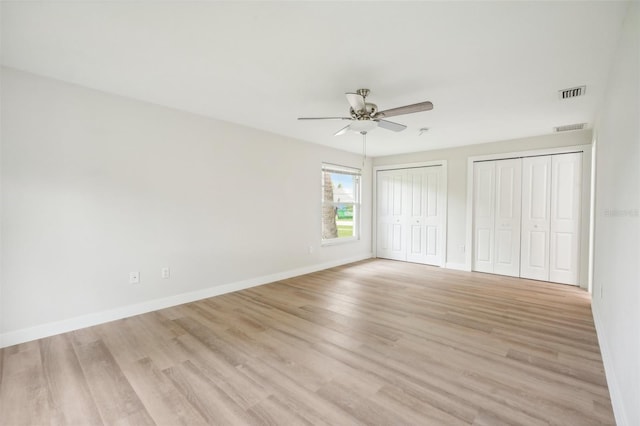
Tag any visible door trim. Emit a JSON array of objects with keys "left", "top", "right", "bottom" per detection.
[
  {"left": 373, "top": 161, "right": 448, "bottom": 267},
  {"left": 464, "top": 144, "right": 592, "bottom": 288}
]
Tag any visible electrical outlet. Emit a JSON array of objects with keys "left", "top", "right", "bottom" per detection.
[
  {"left": 460, "top": 245, "right": 465, "bottom": 253},
  {"left": 129, "top": 271, "right": 140, "bottom": 284},
  {"left": 161, "top": 267, "right": 170, "bottom": 279},
  {"left": 308, "top": 245, "right": 314, "bottom": 254}
]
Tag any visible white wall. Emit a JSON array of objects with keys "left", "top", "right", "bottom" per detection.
[
  {"left": 373, "top": 130, "right": 592, "bottom": 271},
  {"left": 591, "top": 2, "right": 639, "bottom": 425},
  {"left": 0, "top": 67, "right": 372, "bottom": 347}
]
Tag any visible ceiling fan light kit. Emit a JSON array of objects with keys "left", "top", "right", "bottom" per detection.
[
  {"left": 349, "top": 120, "right": 378, "bottom": 133},
  {"left": 298, "top": 88, "right": 433, "bottom": 137}
]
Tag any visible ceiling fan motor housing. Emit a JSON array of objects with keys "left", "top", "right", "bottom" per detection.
[{"left": 350, "top": 102, "right": 378, "bottom": 119}]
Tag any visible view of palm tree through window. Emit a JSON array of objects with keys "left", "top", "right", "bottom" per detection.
[{"left": 321, "top": 164, "right": 360, "bottom": 241}]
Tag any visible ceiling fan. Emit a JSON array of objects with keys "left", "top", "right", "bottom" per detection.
[{"left": 298, "top": 88, "right": 433, "bottom": 136}]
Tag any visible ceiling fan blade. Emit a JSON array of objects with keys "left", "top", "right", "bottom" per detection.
[
  {"left": 334, "top": 125, "right": 351, "bottom": 136},
  {"left": 345, "top": 93, "right": 366, "bottom": 114},
  {"left": 376, "top": 101, "right": 433, "bottom": 119},
  {"left": 298, "top": 117, "right": 351, "bottom": 120},
  {"left": 377, "top": 119, "right": 407, "bottom": 132}
]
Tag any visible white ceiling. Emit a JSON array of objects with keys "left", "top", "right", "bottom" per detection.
[{"left": 0, "top": 1, "right": 630, "bottom": 156}]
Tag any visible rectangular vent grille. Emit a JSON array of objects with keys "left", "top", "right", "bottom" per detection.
[
  {"left": 559, "top": 85, "right": 586, "bottom": 99},
  {"left": 554, "top": 123, "right": 586, "bottom": 132}
]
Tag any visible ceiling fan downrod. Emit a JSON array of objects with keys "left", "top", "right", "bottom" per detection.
[{"left": 361, "top": 130, "right": 367, "bottom": 167}]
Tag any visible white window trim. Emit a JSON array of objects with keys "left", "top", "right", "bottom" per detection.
[{"left": 321, "top": 163, "right": 361, "bottom": 246}]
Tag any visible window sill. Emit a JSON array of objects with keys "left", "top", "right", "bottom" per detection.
[{"left": 321, "top": 237, "right": 359, "bottom": 247}]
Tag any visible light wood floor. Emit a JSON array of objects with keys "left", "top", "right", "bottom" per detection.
[{"left": 0, "top": 259, "right": 614, "bottom": 425}]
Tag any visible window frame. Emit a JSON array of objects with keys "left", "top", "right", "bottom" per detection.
[{"left": 321, "top": 163, "right": 361, "bottom": 246}]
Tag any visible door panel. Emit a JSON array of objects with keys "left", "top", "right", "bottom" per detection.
[
  {"left": 409, "top": 225, "right": 422, "bottom": 254},
  {"left": 549, "top": 153, "right": 582, "bottom": 285},
  {"left": 376, "top": 170, "right": 406, "bottom": 261},
  {"left": 423, "top": 167, "right": 444, "bottom": 266},
  {"left": 406, "top": 170, "right": 425, "bottom": 263},
  {"left": 493, "top": 159, "right": 522, "bottom": 277},
  {"left": 378, "top": 223, "right": 390, "bottom": 251},
  {"left": 392, "top": 224, "right": 403, "bottom": 251},
  {"left": 473, "top": 162, "right": 496, "bottom": 273},
  {"left": 477, "top": 229, "right": 492, "bottom": 262},
  {"left": 529, "top": 231, "right": 547, "bottom": 268},
  {"left": 391, "top": 174, "right": 403, "bottom": 216},
  {"left": 495, "top": 230, "right": 513, "bottom": 263},
  {"left": 406, "top": 166, "right": 444, "bottom": 265},
  {"left": 553, "top": 232, "right": 573, "bottom": 271},
  {"left": 426, "top": 171, "right": 439, "bottom": 217},
  {"left": 426, "top": 226, "right": 438, "bottom": 256},
  {"left": 409, "top": 173, "right": 423, "bottom": 216},
  {"left": 521, "top": 156, "right": 551, "bottom": 281}
]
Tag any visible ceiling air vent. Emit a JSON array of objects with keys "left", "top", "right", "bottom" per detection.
[
  {"left": 559, "top": 85, "right": 586, "bottom": 99},
  {"left": 554, "top": 123, "right": 586, "bottom": 132}
]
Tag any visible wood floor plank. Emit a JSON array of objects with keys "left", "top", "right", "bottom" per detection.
[
  {"left": 247, "top": 394, "right": 314, "bottom": 426},
  {"left": 0, "top": 341, "right": 51, "bottom": 425},
  {"left": 162, "top": 360, "right": 256, "bottom": 424},
  {"left": 236, "top": 358, "right": 359, "bottom": 425},
  {"left": 71, "top": 337, "right": 154, "bottom": 425},
  {"left": 172, "top": 333, "right": 271, "bottom": 410},
  {"left": 316, "top": 379, "right": 416, "bottom": 425},
  {"left": 121, "top": 357, "right": 208, "bottom": 426},
  {"left": 39, "top": 334, "right": 103, "bottom": 425},
  {"left": 95, "top": 312, "right": 188, "bottom": 374},
  {"left": 0, "top": 259, "right": 615, "bottom": 425},
  {"left": 309, "top": 339, "right": 480, "bottom": 423},
  {"left": 374, "top": 383, "right": 470, "bottom": 426}
]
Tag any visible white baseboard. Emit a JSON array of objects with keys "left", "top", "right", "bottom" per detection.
[
  {"left": 592, "top": 302, "right": 628, "bottom": 426},
  {"left": 445, "top": 262, "right": 468, "bottom": 271},
  {"left": 0, "top": 254, "right": 372, "bottom": 348}
]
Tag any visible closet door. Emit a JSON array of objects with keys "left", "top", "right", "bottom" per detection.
[
  {"left": 406, "top": 166, "right": 444, "bottom": 266},
  {"left": 473, "top": 161, "right": 496, "bottom": 273},
  {"left": 377, "top": 170, "right": 407, "bottom": 261},
  {"left": 377, "top": 166, "right": 445, "bottom": 266},
  {"left": 520, "top": 156, "right": 552, "bottom": 281},
  {"left": 549, "top": 153, "right": 582, "bottom": 285},
  {"left": 424, "top": 166, "right": 444, "bottom": 266},
  {"left": 493, "top": 159, "right": 522, "bottom": 277},
  {"left": 406, "top": 169, "right": 427, "bottom": 263}
]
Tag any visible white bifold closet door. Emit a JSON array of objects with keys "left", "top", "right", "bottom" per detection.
[
  {"left": 472, "top": 159, "right": 522, "bottom": 277},
  {"left": 377, "top": 166, "right": 444, "bottom": 266},
  {"left": 474, "top": 152, "right": 582, "bottom": 285},
  {"left": 521, "top": 153, "right": 582, "bottom": 284},
  {"left": 520, "top": 156, "right": 552, "bottom": 280},
  {"left": 377, "top": 170, "right": 406, "bottom": 261},
  {"left": 549, "top": 153, "right": 582, "bottom": 284}
]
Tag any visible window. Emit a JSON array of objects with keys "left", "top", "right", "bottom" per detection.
[{"left": 321, "top": 163, "right": 361, "bottom": 243}]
